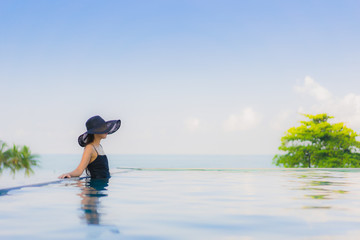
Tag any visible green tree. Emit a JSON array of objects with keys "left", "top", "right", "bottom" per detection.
[
  {"left": 0, "top": 140, "right": 39, "bottom": 175},
  {"left": 273, "top": 113, "right": 360, "bottom": 168}
]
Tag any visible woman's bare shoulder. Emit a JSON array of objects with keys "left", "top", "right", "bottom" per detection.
[{"left": 84, "top": 144, "right": 95, "bottom": 153}]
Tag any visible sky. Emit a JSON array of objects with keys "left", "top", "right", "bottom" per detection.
[{"left": 1, "top": 0, "right": 360, "bottom": 155}]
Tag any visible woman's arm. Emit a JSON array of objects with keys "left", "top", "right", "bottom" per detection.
[{"left": 58, "top": 145, "right": 93, "bottom": 179}]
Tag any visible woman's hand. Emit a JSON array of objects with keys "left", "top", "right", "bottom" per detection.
[{"left": 58, "top": 173, "right": 72, "bottom": 179}]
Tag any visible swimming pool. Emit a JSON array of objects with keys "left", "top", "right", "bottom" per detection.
[{"left": 1, "top": 167, "right": 360, "bottom": 239}]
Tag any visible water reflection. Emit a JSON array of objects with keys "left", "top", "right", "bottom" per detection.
[
  {"left": 292, "top": 171, "right": 349, "bottom": 209},
  {"left": 78, "top": 178, "right": 109, "bottom": 225}
]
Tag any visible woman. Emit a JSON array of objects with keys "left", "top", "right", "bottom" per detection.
[{"left": 58, "top": 115, "right": 121, "bottom": 179}]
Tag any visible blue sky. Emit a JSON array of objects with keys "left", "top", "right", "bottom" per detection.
[{"left": 1, "top": 0, "right": 360, "bottom": 154}]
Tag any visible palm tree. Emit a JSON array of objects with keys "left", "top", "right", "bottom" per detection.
[
  {"left": 0, "top": 141, "right": 7, "bottom": 175},
  {"left": 0, "top": 140, "right": 39, "bottom": 176}
]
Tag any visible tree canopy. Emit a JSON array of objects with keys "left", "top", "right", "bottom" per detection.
[
  {"left": 0, "top": 140, "right": 39, "bottom": 175},
  {"left": 273, "top": 113, "right": 360, "bottom": 168}
]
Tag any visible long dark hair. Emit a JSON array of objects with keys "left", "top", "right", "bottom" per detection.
[
  {"left": 84, "top": 134, "right": 95, "bottom": 146},
  {"left": 85, "top": 134, "right": 94, "bottom": 177}
]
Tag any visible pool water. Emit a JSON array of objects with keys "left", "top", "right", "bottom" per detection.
[
  {"left": 1, "top": 167, "right": 360, "bottom": 239},
  {"left": 0, "top": 154, "right": 274, "bottom": 189}
]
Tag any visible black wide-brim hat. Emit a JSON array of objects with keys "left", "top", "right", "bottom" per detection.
[{"left": 78, "top": 115, "right": 121, "bottom": 147}]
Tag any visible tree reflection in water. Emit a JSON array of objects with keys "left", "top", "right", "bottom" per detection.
[
  {"left": 293, "top": 171, "right": 349, "bottom": 209},
  {"left": 78, "top": 178, "right": 109, "bottom": 225}
]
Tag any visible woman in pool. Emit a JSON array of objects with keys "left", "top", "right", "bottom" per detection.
[{"left": 58, "top": 115, "right": 121, "bottom": 179}]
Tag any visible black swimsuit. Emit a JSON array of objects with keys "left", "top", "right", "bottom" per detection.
[{"left": 86, "top": 145, "right": 110, "bottom": 179}]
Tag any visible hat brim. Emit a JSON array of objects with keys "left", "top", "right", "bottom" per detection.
[{"left": 78, "top": 120, "right": 121, "bottom": 147}]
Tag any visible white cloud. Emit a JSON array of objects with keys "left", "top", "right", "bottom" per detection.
[
  {"left": 314, "top": 93, "right": 360, "bottom": 128},
  {"left": 270, "top": 111, "right": 291, "bottom": 131},
  {"left": 184, "top": 117, "right": 200, "bottom": 131},
  {"left": 223, "top": 107, "right": 261, "bottom": 131},
  {"left": 294, "top": 76, "right": 360, "bottom": 129},
  {"left": 297, "top": 106, "right": 306, "bottom": 114},
  {"left": 295, "top": 76, "right": 332, "bottom": 101}
]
